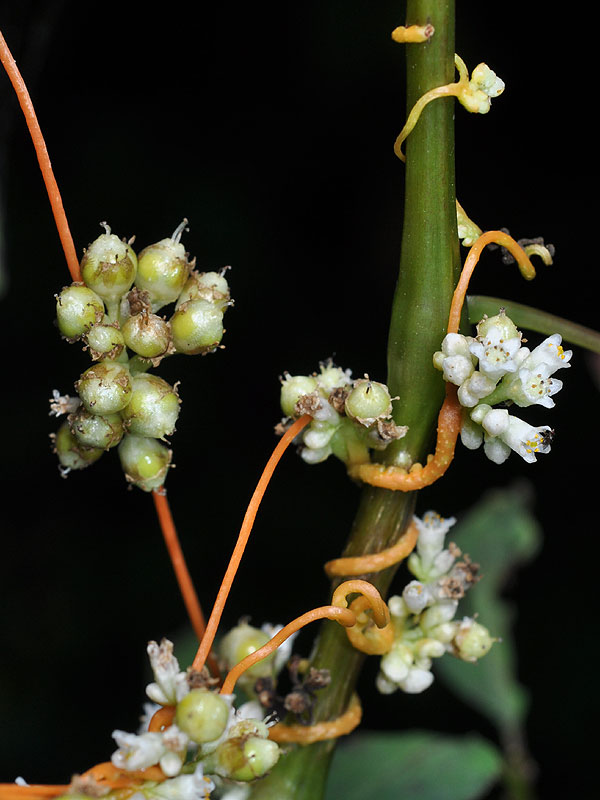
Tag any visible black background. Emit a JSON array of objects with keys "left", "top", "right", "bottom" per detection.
[{"left": 0, "top": 1, "right": 597, "bottom": 796}]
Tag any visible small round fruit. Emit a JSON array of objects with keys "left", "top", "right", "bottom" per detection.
[
  {"left": 121, "top": 374, "right": 180, "bottom": 439},
  {"left": 219, "top": 622, "right": 273, "bottom": 680},
  {"left": 280, "top": 374, "right": 318, "bottom": 418},
  {"left": 76, "top": 361, "right": 132, "bottom": 415},
  {"left": 118, "top": 434, "right": 171, "bottom": 492},
  {"left": 135, "top": 225, "right": 191, "bottom": 309},
  {"left": 175, "top": 689, "right": 230, "bottom": 744},
  {"left": 84, "top": 322, "right": 125, "bottom": 360},
  {"left": 170, "top": 298, "right": 224, "bottom": 355},
  {"left": 54, "top": 421, "right": 104, "bottom": 471},
  {"left": 121, "top": 311, "right": 172, "bottom": 360},
  {"left": 68, "top": 407, "right": 124, "bottom": 449},
  {"left": 215, "top": 736, "right": 280, "bottom": 781},
  {"left": 80, "top": 226, "right": 137, "bottom": 303},
  {"left": 345, "top": 379, "right": 392, "bottom": 426},
  {"left": 176, "top": 271, "right": 230, "bottom": 312},
  {"left": 56, "top": 284, "right": 104, "bottom": 340}
]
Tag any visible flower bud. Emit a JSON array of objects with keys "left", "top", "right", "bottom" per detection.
[
  {"left": 84, "top": 322, "right": 125, "bottom": 360},
  {"left": 118, "top": 434, "right": 171, "bottom": 491},
  {"left": 121, "top": 374, "right": 180, "bottom": 439},
  {"left": 213, "top": 736, "right": 280, "bottom": 781},
  {"left": 80, "top": 225, "right": 137, "bottom": 304},
  {"left": 454, "top": 619, "right": 495, "bottom": 662},
  {"left": 170, "top": 299, "right": 224, "bottom": 355},
  {"left": 56, "top": 284, "right": 104, "bottom": 340},
  {"left": 69, "top": 407, "right": 124, "bottom": 449},
  {"left": 76, "top": 361, "right": 132, "bottom": 415},
  {"left": 280, "top": 374, "right": 318, "bottom": 418},
  {"left": 53, "top": 421, "right": 104, "bottom": 472},
  {"left": 121, "top": 311, "right": 172, "bottom": 360},
  {"left": 135, "top": 222, "right": 191, "bottom": 309},
  {"left": 345, "top": 378, "right": 393, "bottom": 426},
  {"left": 175, "top": 689, "right": 230, "bottom": 744},
  {"left": 176, "top": 270, "right": 231, "bottom": 312}
]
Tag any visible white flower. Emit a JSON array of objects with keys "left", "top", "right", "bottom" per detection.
[
  {"left": 521, "top": 333, "right": 572, "bottom": 372},
  {"left": 398, "top": 667, "right": 434, "bottom": 694},
  {"left": 146, "top": 639, "right": 189, "bottom": 706},
  {"left": 380, "top": 644, "right": 412, "bottom": 684},
  {"left": 457, "top": 371, "right": 496, "bottom": 407},
  {"left": 402, "top": 580, "right": 433, "bottom": 614},
  {"left": 460, "top": 416, "right": 484, "bottom": 450},
  {"left": 433, "top": 333, "right": 476, "bottom": 386},
  {"left": 480, "top": 408, "right": 509, "bottom": 437},
  {"left": 483, "top": 435, "right": 511, "bottom": 465},
  {"left": 111, "top": 730, "right": 165, "bottom": 772},
  {"left": 303, "top": 421, "right": 337, "bottom": 450},
  {"left": 506, "top": 363, "right": 563, "bottom": 409},
  {"left": 146, "top": 763, "right": 215, "bottom": 800},
  {"left": 409, "top": 511, "right": 457, "bottom": 580},
  {"left": 469, "top": 324, "right": 522, "bottom": 382},
  {"left": 491, "top": 414, "right": 553, "bottom": 464},
  {"left": 48, "top": 389, "right": 80, "bottom": 417}
]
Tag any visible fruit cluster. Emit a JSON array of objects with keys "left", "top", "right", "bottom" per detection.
[{"left": 51, "top": 221, "right": 231, "bottom": 491}]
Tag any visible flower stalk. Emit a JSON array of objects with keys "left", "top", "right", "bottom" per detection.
[{"left": 249, "top": 1, "right": 460, "bottom": 797}]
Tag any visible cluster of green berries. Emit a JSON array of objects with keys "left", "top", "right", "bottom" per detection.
[
  {"left": 279, "top": 361, "right": 407, "bottom": 467},
  {"left": 51, "top": 221, "right": 232, "bottom": 491}
]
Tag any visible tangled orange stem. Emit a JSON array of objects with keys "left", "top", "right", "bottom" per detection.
[
  {"left": 148, "top": 704, "right": 176, "bottom": 733},
  {"left": 0, "top": 786, "right": 70, "bottom": 800},
  {"left": 0, "top": 31, "right": 81, "bottom": 282},
  {"left": 324, "top": 519, "right": 419, "bottom": 577},
  {"left": 192, "top": 415, "right": 311, "bottom": 673},
  {"left": 269, "top": 693, "right": 363, "bottom": 744}
]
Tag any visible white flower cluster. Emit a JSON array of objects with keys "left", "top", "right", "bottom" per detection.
[
  {"left": 279, "top": 361, "right": 407, "bottom": 466},
  {"left": 109, "top": 639, "right": 280, "bottom": 799},
  {"left": 433, "top": 311, "right": 572, "bottom": 464},
  {"left": 459, "top": 62, "right": 505, "bottom": 114},
  {"left": 376, "top": 512, "right": 494, "bottom": 695}
]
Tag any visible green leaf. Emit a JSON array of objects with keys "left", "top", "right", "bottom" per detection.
[
  {"left": 325, "top": 731, "right": 502, "bottom": 800},
  {"left": 435, "top": 485, "right": 541, "bottom": 732}
]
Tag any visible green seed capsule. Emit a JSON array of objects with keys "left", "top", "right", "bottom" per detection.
[
  {"left": 84, "top": 322, "right": 125, "bottom": 360},
  {"left": 175, "top": 689, "right": 230, "bottom": 744},
  {"left": 170, "top": 298, "right": 224, "bottom": 355},
  {"left": 454, "top": 620, "right": 495, "bottom": 662},
  {"left": 76, "top": 361, "right": 132, "bottom": 415},
  {"left": 345, "top": 378, "right": 393, "bottom": 426},
  {"left": 80, "top": 225, "right": 137, "bottom": 304},
  {"left": 68, "top": 407, "right": 124, "bottom": 449},
  {"left": 214, "top": 736, "right": 280, "bottom": 781},
  {"left": 121, "top": 311, "right": 172, "bottom": 360},
  {"left": 176, "top": 270, "right": 231, "bottom": 312},
  {"left": 476, "top": 310, "right": 519, "bottom": 341},
  {"left": 53, "top": 421, "right": 104, "bottom": 472},
  {"left": 118, "top": 434, "right": 171, "bottom": 491},
  {"left": 219, "top": 622, "right": 273, "bottom": 680},
  {"left": 280, "top": 374, "right": 318, "bottom": 418},
  {"left": 135, "top": 221, "right": 191, "bottom": 310},
  {"left": 56, "top": 284, "right": 105, "bottom": 340},
  {"left": 121, "top": 374, "right": 180, "bottom": 439}
]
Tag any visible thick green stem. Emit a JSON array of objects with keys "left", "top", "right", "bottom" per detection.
[{"left": 250, "top": 3, "right": 459, "bottom": 798}]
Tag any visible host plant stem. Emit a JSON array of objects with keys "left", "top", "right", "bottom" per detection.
[{"left": 250, "top": 2, "right": 460, "bottom": 797}]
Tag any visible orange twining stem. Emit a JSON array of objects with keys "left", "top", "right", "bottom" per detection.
[
  {"left": 324, "top": 519, "right": 419, "bottom": 577},
  {"left": 148, "top": 704, "right": 176, "bottom": 733},
  {"left": 219, "top": 580, "right": 391, "bottom": 695},
  {"left": 192, "top": 415, "right": 311, "bottom": 673},
  {"left": 345, "top": 594, "right": 395, "bottom": 655},
  {"left": 80, "top": 761, "right": 165, "bottom": 786},
  {"left": 447, "top": 229, "right": 536, "bottom": 335},
  {"left": 0, "top": 786, "right": 70, "bottom": 800},
  {"left": 220, "top": 605, "right": 355, "bottom": 695},
  {"left": 269, "top": 693, "right": 362, "bottom": 744},
  {"left": 0, "top": 30, "right": 81, "bottom": 282},
  {"left": 349, "top": 383, "right": 462, "bottom": 491},
  {"left": 151, "top": 489, "right": 220, "bottom": 677}
]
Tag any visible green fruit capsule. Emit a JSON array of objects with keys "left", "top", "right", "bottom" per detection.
[
  {"left": 219, "top": 622, "right": 273, "bottom": 681},
  {"left": 54, "top": 421, "right": 104, "bottom": 472},
  {"left": 280, "top": 374, "right": 318, "bottom": 418},
  {"left": 176, "top": 270, "right": 231, "bottom": 312},
  {"left": 84, "top": 322, "right": 125, "bottom": 360},
  {"left": 135, "top": 220, "right": 191, "bottom": 310},
  {"left": 118, "top": 434, "right": 171, "bottom": 492},
  {"left": 214, "top": 736, "right": 280, "bottom": 781},
  {"left": 80, "top": 224, "right": 137, "bottom": 304},
  {"left": 56, "top": 284, "right": 105, "bottom": 340},
  {"left": 345, "top": 378, "right": 393, "bottom": 426},
  {"left": 175, "top": 689, "right": 230, "bottom": 744},
  {"left": 68, "top": 407, "right": 124, "bottom": 449},
  {"left": 121, "top": 311, "right": 172, "bottom": 360},
  {"left": 170, "top": 298, "right": 224, "bottom": 355},
  {"left": 121, "top": 374, "right": 180, "bottom": 439},
  {"left": 76, "top": 361, "right": 132, "bottom": 415}
]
